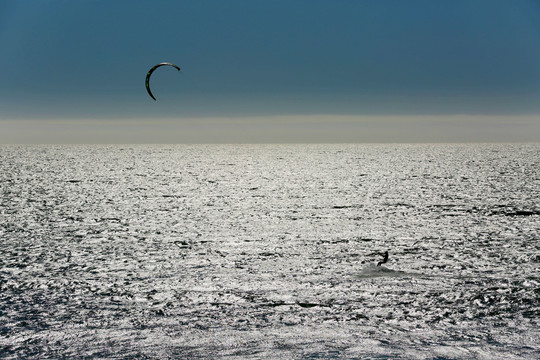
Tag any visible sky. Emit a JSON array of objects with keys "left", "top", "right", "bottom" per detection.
[{"left": 1, "top": 0, "right": 540, "bottom": 143}]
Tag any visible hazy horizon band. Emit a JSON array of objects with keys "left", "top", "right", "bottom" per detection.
[{"left": 1, "top": 114, "right": 539, "bottom": 144}]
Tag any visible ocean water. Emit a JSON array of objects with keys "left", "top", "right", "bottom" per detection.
[{"left": 0, "top": 143, "right": 539, "bottom": 359}]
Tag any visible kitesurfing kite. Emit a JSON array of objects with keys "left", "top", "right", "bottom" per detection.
[{"left": 145, "top": 62, "right": 181, "bottom": 101}]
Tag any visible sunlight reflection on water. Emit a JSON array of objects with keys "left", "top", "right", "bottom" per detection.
[{"left": 1, "top": 143, "right": 539, "bottom": 359}]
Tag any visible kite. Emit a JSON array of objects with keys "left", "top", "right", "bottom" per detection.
[{"left": 145, "top": 62, "right": 181, "bottom": 101}]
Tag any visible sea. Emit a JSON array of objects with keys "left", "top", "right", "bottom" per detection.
[{"left": 0, "top": 143, "right": 539, "bottom": 359}]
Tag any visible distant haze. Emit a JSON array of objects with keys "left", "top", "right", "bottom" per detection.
[{"left": 1, "top": 115, "right": 538, "bottom": 144}]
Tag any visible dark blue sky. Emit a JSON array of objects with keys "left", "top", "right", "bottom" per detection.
[{"left": 1, "top": 0, "right": 540, "bottom": 142}]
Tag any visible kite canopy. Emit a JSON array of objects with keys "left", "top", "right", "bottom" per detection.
[{"left": 145, "top": 62, "right": 181, "bottom": 101}]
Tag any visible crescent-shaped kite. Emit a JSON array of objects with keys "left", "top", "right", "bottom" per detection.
[{"left": 145, "top": 62, "right": 181, "bottom": 101}]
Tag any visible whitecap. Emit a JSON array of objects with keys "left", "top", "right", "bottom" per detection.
[{"left": 355, "top": 263, "right": 408, "bottom": 279}]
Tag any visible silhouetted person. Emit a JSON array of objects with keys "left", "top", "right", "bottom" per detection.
[{"left": 377, "top": 250, "right": 389, "bottom": 266}]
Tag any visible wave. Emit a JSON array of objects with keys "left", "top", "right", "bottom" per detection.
[{"left": 355, "top": 264, "right": 409, "bottom": 279}]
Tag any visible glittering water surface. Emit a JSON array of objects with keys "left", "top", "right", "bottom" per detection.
[{"left": 1, "top": 144, "right": 539, "bottom": 359}]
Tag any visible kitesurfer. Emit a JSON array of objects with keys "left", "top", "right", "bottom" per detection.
[{"left": 377, "top": 250, "right": 389, "bottom": 266}]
